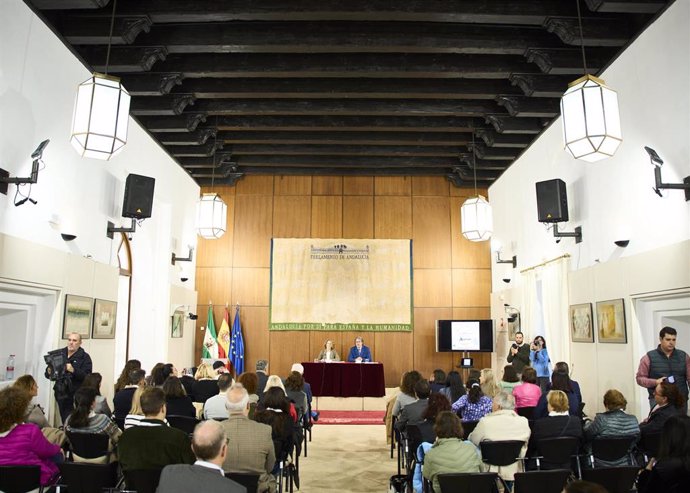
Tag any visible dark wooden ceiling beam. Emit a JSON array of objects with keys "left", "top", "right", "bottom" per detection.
[
  {"left": 135, "top": 113, "right": 207, "bottom": 132},
  {"left": 121, "top": 73, "right": 184, "bottom": 95},
  {"left": 475, "top": 129, "right": 534, "bottom": 148},
  {"left": 484, "top": 115, "right": 546, "bottom": 134},
  {"left": 543, "top": 17, "right": 635, "bottom": 46},
  {"left": 467, "top": 145, "right": 519, "bottom": 161},
  {"left": 60, "top": 15, "right": 152, "bottom": 44},
  {"left": 30, "top": 0, "right": 109, "bottom": 9},
  {"left": 78, "top": 46, "right": 167, "bottom": 72},
  {"left": 524, "top": 47, "right": 615, "bottom": 74},
  {"left": 495, "top": 96, "right": 560, "bottom": 117},
  {"left": 584, "top": 0, "right": 666, "bottom": 14},
  {"left": 228, "top": 144, "right": 464, "bottom": 157},
  {"left": 130, "top": 95, "right": 196, "bottom": 115},
  {"left": 456, "top": 155, "right": 510, "bottom": 170},
  {"left": 509, "top": 74, "right": 572, "bottom": 97}
]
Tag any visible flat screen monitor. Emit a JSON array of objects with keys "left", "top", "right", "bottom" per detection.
[{"left": 435, "top": 319, "right": 494, "bottom": 353}]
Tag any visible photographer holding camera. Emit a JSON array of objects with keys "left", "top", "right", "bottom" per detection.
[
  {"left": 529, "top": 336, "right": 552, "bottom": 393},
  {"left": 44, "top": 332, "right": 92, "bottom": 423},
  {"left": 507, "top": 331, "right": 530, "bottom": 375}
]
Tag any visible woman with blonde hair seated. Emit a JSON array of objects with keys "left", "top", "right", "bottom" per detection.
[
  {"left": 191, "top": 362, "right": 219, "bottom": 403},
  {"left": 480, "top": 368, "right": 501, "bottom": 399},
  {"left": 124, "top": 386, "right": 147, "bottom": 429},
  {"left": 315, "top": 340, "right": 340, "bottom": 362},
  {"left": 528, "top": 390, "right": 583, "bottom": 468}
]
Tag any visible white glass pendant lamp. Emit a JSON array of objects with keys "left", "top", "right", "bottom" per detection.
[
  {"left": 461, "top": 194, "right": 493, "bottom": 242},
  {"left": 196, "top": 193, "right": 228, "bottom": 239},
  {"left": 561, "top": 74, "right": 622, "bottom": 162},
  {"left": 70, "top": 73, "right": 131, "bottom": 160}
]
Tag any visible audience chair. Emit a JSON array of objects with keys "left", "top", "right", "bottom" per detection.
[
  {"left": 225, "top": 472, "right": 260, "bottom": 493},
  {"left": 166, "top": 415, "right": 200, "bottom": 435},
  {"left": 0, "top": 465, "right": 42, "bottom": 493},
  {"left": 589, "top": 436, "right": 638, "bottom": 467},
  {"left": 581, "top": 466, "right": 640, "bottom": 493},
  {"left": 57, "top": 461, "right": 120, "bottom": 493},
  {"left": 534, "top": 436, "right": 583, "bottom": 477},
  {"left": 66, "top": 431, "right": 111, "bottom": 461},
  {"left": 479, "top": 440, "right": 525, "bottom": 469},
  {"left": 437, "top": 472, "right": 501, "bottom": 493},
  {"left": 638, "top": 432, "right": 661, "bottom": 463},
  {"left": 513, "top": 469, "right": 571, "bottom": 493},
  {"left": 516, "top": 406, "right": 536, "bottom": 420},
  {"left": 405, "top": 424, "right": 424, "bottom": 469},
  {"left": 461, "top": 420, "right": 479, "bottom": 439},
  {"left": 277, "top": 459, "right": 295, "bottom": 493},
  {"left": 123, "top": 468, "right": 162, "bottom": 493},
  {"left": 113, "top": 417, "right": 125, "bottom": 430}
]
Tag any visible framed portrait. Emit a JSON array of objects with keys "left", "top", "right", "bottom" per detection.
[
  {"left": 171, "top": 309, "right": 185, "bottom": 338},
  {"left": 596, "top": 298, "right": 627, "bottom": 343},
  {"left": 62, "top": 295, "right": 93, "bottom": 339},
  {"left": 570, "top": 303, "right": 594, "bottom": 342},
  {"left": 92, "top": 299, "right": 117, "bottom": 339}
]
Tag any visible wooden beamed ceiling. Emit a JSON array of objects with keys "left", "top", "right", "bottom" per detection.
[{"left": 28, "top": 0, "right": 671, "bottom": 186}]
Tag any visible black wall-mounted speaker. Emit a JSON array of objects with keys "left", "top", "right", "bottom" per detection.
[
  {"left": 122, "top": 174, "right": 155, "bottom": 219},
  {"left": 536, "top": 178, "right": 568, "bottom": 223}
]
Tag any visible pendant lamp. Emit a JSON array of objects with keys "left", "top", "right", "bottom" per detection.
[
  {"left": 196, "top": 118, "right": 228, "bottom": 239},
  {"left": 461, "top": 132, "right": 493, "bottom": 242}
]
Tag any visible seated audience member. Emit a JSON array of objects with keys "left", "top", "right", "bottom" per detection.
[
  {"left": 163, "top": 376, "right": 196, "bottom": 418},
  {"left": 192, "top": 363, "right": 220, "bottom": 404},
  {"left": 512, "top": 367, "right": 542, "bottom": 410},
  {"left": 157, "top": 420, "right": 247, "bottom": 493},
  {"left": 254, "top": 387, "right": 296, "bottom": 475},
  {"left": 81, "top": 373, "right": 112, "bottom": 417},
  {"left": 640, "top": 381, "right": 686, "bottom": 438},
  {"left": 261, "top": 375, "right": 298, "bottom": 422},
  {"left": 480, "top": 368, "right": 502, "bottom": 399},
  {"left": 529, "top": 390, "right": 583, "bottom": 469},
  {"left": 237, "top": 372, "right": 260, "bottom": 418},
  {"left": 315, "top": 339, "right": 340, "bottom": 362},
  {"left": 65, "top": 387, "right": 121, "bottom": 462},
  {"left": 499, "top": 365, "right": 521, "bottom": 392},
  {"left": 284, "top": 371, "right": 308, "bottom": 419},
  {"left": 14, "top": 375, "right": 48, "bottom": 428},
  {"left": 422, "top": 411, "right": 481, "bottom": 493},
  {"left": 637, "top": 415, "right": 690, "bottom": 493},
  {"left": 180, "top": 367, "right": 196, "bottom": 396},
  {"left": 451, "top": 379, "right": 492, "bottom": 422},
  {"left": 439, "top": 370, "right": 465, "bottom": 403},
  {"left": 554, "top": 362, "right": 583, "bottom": 404},
  {"left": 222, "top": 384, "right": 276, "bottom": 493},
  {"left": 118, "top": 387, "right": 195, "bottom": 471},
  {"left": 289, "top": 363, "right": 317, "bottom": 422},
  {"left": 346, "top": 336, "right": 372, "bottom": 363},
  {"left": 0, "top": 387, "right": 63, "bottom": 486},
  {"left": 212, "top": 360, "right": 229, "bottom": 378},
  {"left": 396, "top": 379, "right": 431, "bottom": 432},
  {"left": 255, "top": 360, "right": 269, "bottom": 402},
  {"left": 534, "top": 370, "right": 581, "bottom": 419},
  {"left": 429, "top": 369, "right": 446, "bottom": 394},
  {"left": 530, "top": 336, "right": 552, "bottom": 393},
  {"left": 148, "top": 362, "right": 166, "bottom": 387},
  {"left": 203, "top": 373, "right": 235, "bottom": 420},
  {"left": 114, "top": 369, "right": 146, "bottom": 420},
  {"left": 584, "top": 389, "right": 639, "bottom": 466},
  {"left": 392, "top": 370, "right": 422, "bottom": 417},
  {"left": 125, "top": 385, "right": 167, "bottom": 429},
  {"left": 468, "top": 392, "right": 531, "bottom": 482},
  {"left": 114, "top": 359, "right": 141, "bottom": 394},
  {"left": 564, "top": 481, "right": 609, "bottom": 493}
]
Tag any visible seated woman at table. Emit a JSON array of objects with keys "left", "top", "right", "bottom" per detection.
[{"left": 315, "top": 340, "right": 340, "bottom": 362}]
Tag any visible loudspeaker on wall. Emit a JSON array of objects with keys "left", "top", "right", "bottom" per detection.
[
  {"left": 122, "top": 174, "right": 155, "bottom": 219},
  {"left": 535, "top": 178, "right": 568, "bottom": 223}
]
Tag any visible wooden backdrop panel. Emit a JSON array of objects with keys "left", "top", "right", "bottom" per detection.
[
  {"left": 312, "top": 176, "right": 343, "bottom": 195},
  {"left": 343, "top": 196, "right": 374, "bottom": 238},
  {"left": 375, "top": 331, "right": 413, "bottom": 386},
  {"left": 311, "top": 196, "right": 343, "bottom": 238},
  {"left": 233, "top": 195, "right": 273, "bottom": 268},
  {"left": 412, "top": 177, "right": 450, "bottom": 197},
  {"left": 344, "top": 176, "right": 374, "bottom": 195},
  {"left": 413, "top": 307, "right": 453, "bottom": 378},
  {"left": 274, "top": 176, "right": 312, "bottom": 195},
  {"left": 196, "top": 267, "right": 232, "bottom": 306},
  {"left": 452, "top": 269, "right": 491, "bottom": 308},
  {"left": 375, "top": 176, "right": 411, "bottom": 196},
  {"left": 236, "top": 175, "right": 274, "bottom": 195},
  {"left": 273, "top": 196, "right": 311, "bottom": 238},
  {"left": 239, "top": 306, "right": 270, "bottom": 373},
  {"left": 375, "top": 196, "right": 412, "bottom": 239},
  {"left": 269, "top": 331, "right": 312, "bottom": 378},
  {"left": 196, "top": 195, "right": 235, "bottom": 268},
  {"left": 413, "top": 197, "right": 452, "bottom": 269},
  {"left": 413, "top": 269, "right": 452, "bottom": 308},
  {"left": 231, "top": 268, "right": 270, "bottom": 306}
]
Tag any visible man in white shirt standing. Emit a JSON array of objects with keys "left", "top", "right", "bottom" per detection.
[{"left": 203, "top": 374, "right": 235, "bottom": 420}]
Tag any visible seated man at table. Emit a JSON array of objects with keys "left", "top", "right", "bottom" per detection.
[{"left": 347, "top": 336, "right": 372, "bottom": 363}]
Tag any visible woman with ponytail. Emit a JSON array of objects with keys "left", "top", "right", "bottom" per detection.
[
  {"left": 450, "top": 379, "right": 493, "bottom": 422},
  {"left": 65, "top": 387, "right": 121, "bottom": 462}
]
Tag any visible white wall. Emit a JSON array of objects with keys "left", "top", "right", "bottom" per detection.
[
  {"left": 489, "top": 1, "right": 690, "bottom": 418},
  {"left": 0, "top": 0, "right": 200, "bottom": 414}
]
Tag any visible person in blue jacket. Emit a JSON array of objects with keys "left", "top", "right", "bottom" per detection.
[
  {"left": 347, "top": 336, "right": 372, "bottom": 362},
  {"left": 530, "top": 335, "right": 552, "bottom": 393}
]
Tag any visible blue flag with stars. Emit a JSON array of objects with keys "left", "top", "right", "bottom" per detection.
[{"left": 230, "top": 305, "right": 245, "bottom": 375}]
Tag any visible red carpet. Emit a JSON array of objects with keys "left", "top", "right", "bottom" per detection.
[{"left": 315, "top": 410, "right": 385, "bottom": 425}]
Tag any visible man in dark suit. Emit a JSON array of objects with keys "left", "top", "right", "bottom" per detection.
[
  {"left": 346, "top": 336, "right": 372, "bottom": 362},
  {"left": 396, "top": 379, "right": 431, "bottom": 432},
  {"left": 45, "top": 332, "right": 93, "bottom": 423},
  {"left": 113, "top": 369, "right": 145, "bottom": 419},
  {"left": 157, "top": 420, "right": 246, "bottom": 493},
  {"left": 256, "top": 359, "right": 269, "bottom": 402}
]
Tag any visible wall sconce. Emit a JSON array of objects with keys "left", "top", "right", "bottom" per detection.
[
  {"left": 496, "top": 252, "right": 517, "bottom": 268},
  {"left": 645, "top": 146, "right": 690, "bottom": 201},
  {"left": 61, "top": 233, "right": 77, "bottom": 242},
  {"left": 504, "top": 304, "right": 521, "bottom": 324},
  {"left": 614, "top": 240, "right": 630, "bottom": 248},
  {"left": 172, "top": 247, "right": 194, "bottom": 265},
  {"left": 0, "top": 140, "right": 49, "bottom": 199},
  {"left": 106, "top": 219, "right": 136, "bottom": 239},
  {"left": 552, "top": 224, "right": 583, "bottom": 244}
]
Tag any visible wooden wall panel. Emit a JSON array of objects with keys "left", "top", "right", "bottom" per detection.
[
  {"left": 240, "top": 306, "right": 270, "bottom": 373},
  {"left": 311, "top": 196, "right": 342, "bottom": 237},
  {"left": 375, "top": 176, "right": 411, "bottom": 196},
  {"left": 343, "top": 176, "right": 374, "bottom": 195},
  {"left": 413, "top": 269, "right": 452, "bottom": 308},
  {"left": 233, "top": 195, "right": 273, "bottom": 267},
  {"left": 374, "top": 331, "right": 413, "bottom": 386},
  {"left": 412, "top": 197, "right": 452, "bottom": 269},
  {"left": 196, "top": 267, "right": 232, "bottom": 306},
  {"left": 413, "top": 307, "right": 453, "bottom": 378},
  {"left": 235, "top": 176, "right": 274, "bottom": 195},
  {"left": 274, "top": 176, "right": 311, "bottom": 195},
  {"left": 273, "top": 196, "right": 311, "bottom": 238},
  {"left": 450, "top": 196, "right": 492, "bottom": 269},
  {"left": 412, "top": 177, "right": 450, "bottom": 197},
  {"left": 231, "top": 268, "right": 270, "bottom": 306},
  {"left": 452, "top": 307, "right": 491, "bottom": 319},
  {"left": 374, "top": 196, "right": 412, "bottom": 239},
  {"left": 312, "top": 176, "right": 343, "bottom": 195},
  {"left": 343, "top": 196, "right": 374, "bottom": 238},
  {"left": 452, "top": 269, "right": 492, "bottom": 307},
  {"left": 269, "top": 331, "right": 312, "bottom": 378}
]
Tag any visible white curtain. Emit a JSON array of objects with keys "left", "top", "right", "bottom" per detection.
[
  {"left": 521, "top": 269, "right": 539, "bottom": 341},
  {"left": 540, "top": 258, "right": 570, "bottom": 366}
]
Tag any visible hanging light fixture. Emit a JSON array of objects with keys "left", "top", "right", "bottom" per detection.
[
  {"left": 561, "top": 0, "right": 621, "bottom": 162},
  {"left": 70, "top": 0, "right": 130, "bottom": 160},
  {"left": 461, "top": 131, "right": 493, "bottom": 242},
  {"left": 196, "top": 119, "right": 228, "bottom": 239}
]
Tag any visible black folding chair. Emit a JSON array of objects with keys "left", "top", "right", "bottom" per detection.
[
  {"left": 638, "top": 432, "right": 661, "bottom": 463},
  {"left": 589, "top": 436, "right": 638, "bottom": 467},
  {"left": 461, "top": 420, "right": 479, "bottom": 439},
  {"left": 225, "top": 472, "right": 260, "bottom": 493},
  {"left": 0, "top": 465, "right": 42, "bottom": 493},
  {"left": 166, "top": 415, "right": 200, "bottom": 435},
  {"left": 480, "top": 440, "right": 525, "bottom": 468},
  {"left": 535, "top": 436, "right": 583, "bottom": 477},
  {"left": 437, "top": 472, "right": 501, "bottom": 493},
  {"left": 57, "top": 461, "right": 120, "bottom": 493},
  {"left": 123, "top": 468, "right": 163, "bottom": 493},
  {"left": 516, "top": 406, "right": 536, "bottom": 420},
  {"left": 582, "top": 466, "right": 640, "bottom": 493},
  {"left": 66, "top": 431, "right": 111, "bottom": 461},
  {"left": 513, "top": 469, "right": 571, "bottom": 493}
]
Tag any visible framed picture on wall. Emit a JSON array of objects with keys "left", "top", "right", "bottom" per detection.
[
  {"left": 92, "top": 299, "right": 117, "bottom": 339},
  {"left": 569, "top": 303, "right": 594, "bottom": 342},
  {"left": 62, "top": 295, "right": 93, "bottom": 339},
  {"left": 596, "top": 298, "right": 627, "bottom": 343},
  {"left": 171, "top": 309, "right": 185, "bottom": 338}
]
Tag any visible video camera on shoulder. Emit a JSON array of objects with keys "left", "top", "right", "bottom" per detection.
[{"left": 44, "top": 349, "right": 66, "bottom": 381}]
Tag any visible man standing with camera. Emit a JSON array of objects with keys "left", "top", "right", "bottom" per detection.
[
  {"left": 45, "top": 332, "right": 92, "bottom": 423},
  {"left": 507, "top": 331, "right": 530, "bottom": 375}
]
